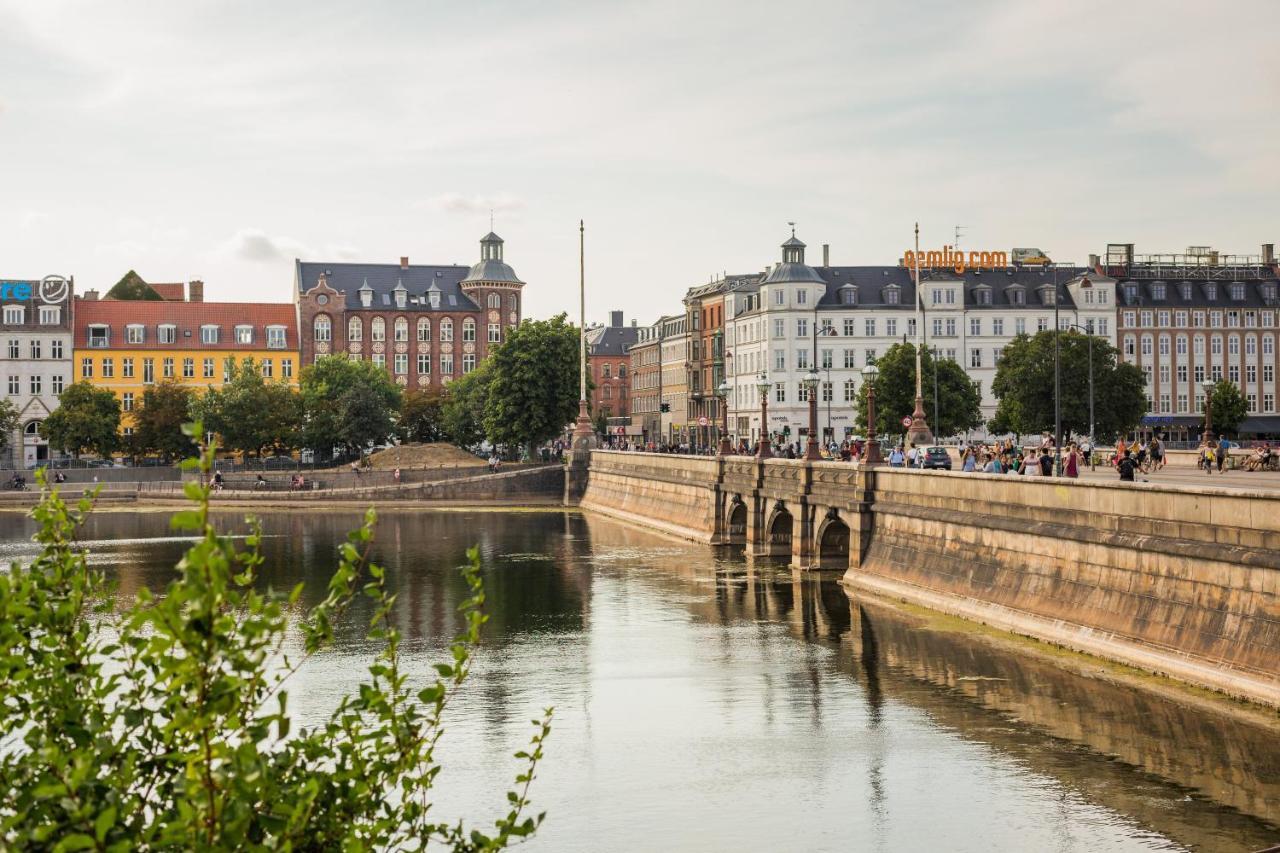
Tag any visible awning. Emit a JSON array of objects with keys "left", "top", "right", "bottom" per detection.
[{"left": 1239, "top": 416, "right": 1280, "bottom": 434}]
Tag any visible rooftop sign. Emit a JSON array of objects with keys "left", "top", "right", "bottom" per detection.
[{"left": 903, "top": 247, "right": 1008, "bottom": 275}]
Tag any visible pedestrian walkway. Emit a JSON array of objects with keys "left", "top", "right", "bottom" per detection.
[{"left": 1076, "top": 465, "right": 1280, "bottom": 493}]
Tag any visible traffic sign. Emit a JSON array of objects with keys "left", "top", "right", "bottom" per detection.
[
  {"left": 901, "top": 416, "right": 913, "bottom": 428},
  {"left": 698, "top": 416, "right": 709, "bottom": 427}
]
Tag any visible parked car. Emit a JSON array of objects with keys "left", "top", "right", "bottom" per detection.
[{"left": 922, "top": 446, "right": 953, "bottom": 470}]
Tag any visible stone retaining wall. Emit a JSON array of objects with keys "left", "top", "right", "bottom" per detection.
[{"left": 579, "top": 452, "right": 721, "bottom": 542}]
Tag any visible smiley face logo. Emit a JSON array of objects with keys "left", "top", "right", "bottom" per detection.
[{"left": 39, "top": 275, "right": 69, "bottom": 305}]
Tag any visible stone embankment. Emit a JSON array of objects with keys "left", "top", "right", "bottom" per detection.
[{"left": 577, "top": 450, "right": 1280, "bottom": 708}]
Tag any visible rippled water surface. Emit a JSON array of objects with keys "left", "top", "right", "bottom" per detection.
[{"left": 4, "top": 507, "right": 1277, "bottom": 851}]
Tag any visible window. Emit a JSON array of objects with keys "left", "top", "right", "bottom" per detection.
[
  {"left": 3, "top": 306, "right": 24, "bottom": 324},
  {"left": 885, "top": 288, "right": 900, "bottom": 305},
  {"left": 509, "top": 294, "right": 519, "bottom": 313},
  {"left": 29, "top": 340, "right": 41, "bottom": 359},
  {"left": 774, "top": 289, "right": 784, "bottom": 306},
  {"left": 1174, "top": 311, "right": 1187, "bottom": 328},
  {"left": 1246, "top": 336, "right": 1257, "bottom": 356},
  {"left": 394, "top": 317, "right": 408, "bottom": 342},
  {"left": 842, "top": 349, "right": 856, "bottom": 369},
  {"left": 158, "top": 324, "right": 176, "bottom": 344},
  {"left": 1210, "top": 311, "right": 1223, "bottom": 328},
  {"left": 267, "top": 325, "right": 287, "bottom": 349},
  {"left": 143, "top": 358, "right": 154, "bottom": 384},
  {"left": 1037, "top": 318, "right": 1048, "bottom": 333},
  {"left": 201, "top": 325, "right": 220, "bottom": 344},
  {"left": 81, "top": 357, "right": 93, "bottom": 378},
  {"left": 1176, "top": 336, "right": 1188, "bottom": 355},
  {"left": 372, "top": 353, "right": 386, "bottom": 369},
  {"left": 992, "top": 318, "right": 1004, "bottom": 336},
  {"left": 1124, "top": 336, "right": 1136, "bottom": 357},
  {"left": 488, "top": 293, "right": 501, "bottom": 309},
  {"left": 1177, "top": 364, "right": 1188, "bottom": 382},
  {"left": 122, "top": 392, "right": 134, "bottom": 412},
  {"left": 970, "top": 348, "right": 982, "bottom": 368},
  {"left": 1158, "top": 310, "right": 1170, "bottom": 327},
  {"left": 1097, "top": 318, "right": 1109, "bottom": 336},
  {"left": 203, "top": 358, "right": 214, "bottom": 378},
  {"left": 51, "top": 340, "right": 63, "bottom": 359},
  {"left": 602, "top": 363, "right": 612, "bottom": 380},
  {"left": 1160, "top": 393, "right": 1170, "bottom": 414},
  {"left": 488, "top": 323, "right": 501, "bottom": 342},
  {"left": 843, "top": 379, "right": 857, "bottom": 402},
  {"left": 864, "top": 319, "right": 876, "bottom": 337},
  {"left": 1247, "top": 364, "right": 1257, "bottom": 384},
  {"left": 797, "top": 289, "right": 808, "bottom": 305},
  {"left": 1229, "top": 337, "right": 1240, "bottom": 356},
  {"left": 163, "top": 357, "right": 174, "bottom": 378},
  {"left": 126, "top": 324, "right": 145, "bottom": 344},
  {"left": 1152, "top": 283, "right": 1166, "bottom": 300},
  {"left": 463, "top": 319, "right": 476, "bottom": 342},
  {"left": 313, "top": 315, "right": 332, "bottom": 342},
  {"left": 796, "top": 348, "right": 809, "bottom": 370},
  {"left": 976, "top": 288, "right": 992, "bottom": 305},
  {"left": 797, "top": 383, "right": 810, "bottom": 403},
  {"left": 372, "top": 318, "right": 385, "bottom": 342},
  {"left": 821, "top": 349, "right": 832, "bottom": 369},
  {"left": 1141, "top": 336, "right": 1153, "bottom": 357},
  {"left": 1140, "top": 311, "right": 1153, "bottom": 327},
  {"left": 796, "top": 319, "right": 808, "bottom": 338},
  {"left": 263, "top": 359, "right": 274, "bottom": 378},
  {"left": 102, "top": 358, "right": 114, "bottom": 379},
  {"left": 1159, "top": 336, "right": 1170, "bottom": 356},
  {"left": 123, "top": 358, "right": 134, "bottom": 378},
  {"left": 865, "top": 349, "right": 877, "bottom": 365},
  {"left": 946, "top": 319, "right": 957, "bottom": 336},
  {"left": 1266, "top": 393, "right": 1276, "bottom": 412},
  {"left": 5, "top": 376, "right": 15, "bottom": 395},
  {"left": 441, "top": 353, "right": 454, "bottom": 374},
  {"left": 417, "top": 353, "right": 431, "bottom": 374},
  {"left": 1231, "top": 283, "right": 1246, "bottom": 301},
  {"left": 1009, "top": 288, "right": 1025, "bottom": 306},
  {"left": 463, "top": 354, "right": 476, "bottom": 373},
  {"left": 840, "top": 288, "right": 857, "bottom": 305},
  {"left": 39, "top": 306, "right": 60, "bottom": 325},
  {"left": 1177, "top": 394, "right": 1188, "bottom": 413},
  {"left": 931, "top": 289, "right": 942, "bottom": 305},
  {"left": 1228, "top": 311, "right": 1241, "bottom": 328},
  {"left": 932, "top": 318, "right": 943, "bottom": 338},
  {"left": 885, "top": 319, "right": 897, "bottom": 337},
  {"left": 394, "top": 353, "right": 408, "bottom": 374},
  {"left": 440, "top": 319, "right": 453, "bottom": 342},
  {"left": 348, "top": 317, "right": 363, "bottom": 342},
  {"left": 774, "top": 382, "right": 786, "bottom": 403},
  {"left": 52, "top": 375, "right": 63, "bottom": 394},
  {"left": 843, "top": 319, "right": 855, "bottom": 336},
  {"left": 1122, "top": 310, "right": 1136, "bottom": 328},
  {"left": 618, "top": 363, "right": 627, "bottom": 378},
  {"left": 969, "top": 318, "right": 981, "bottom": 336},
  {"left": 417, "top": 318, "right": 431, "bottom": 342},
  {"left": 282, "top": 359, "right": 293, "bottom": 379}
]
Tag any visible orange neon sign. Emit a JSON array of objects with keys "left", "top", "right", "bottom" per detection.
[{"left": 903, "top": 246, "right": 1008, "bottom": 275}]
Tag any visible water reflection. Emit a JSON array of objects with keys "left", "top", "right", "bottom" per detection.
[{"left": 2, "top": 507, "right": 1276, "bottom": 851}]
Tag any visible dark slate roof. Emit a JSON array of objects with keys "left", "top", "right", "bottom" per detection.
[
  {"left": 1116, "top": 277, "right": 1280, "bottom": 309},
  {"left": 589, "top": 325, "right": 640, "bottom": 356},
  {"left": 763, "top": 261, "right": 825, "bottom": 285},
  {"left": 295, "top": 261, "right": 479, "bottom": 312},
  {"left": 808, "top": 265, "right": 1092, "bottom": 310}
]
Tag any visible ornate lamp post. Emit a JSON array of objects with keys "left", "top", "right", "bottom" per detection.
[
  {"left": 1201, "top": 379, "right": 1215, "bottom": 445},
  {"left": 861, "top": 363, "right": 883, "bottom": 465},
  {"left": 717, "top": 379, "right": 732, "bottom": 455},
  {"left": 755, "top": 373, "right": 772, "bottom": 459},
  {"left": 803, "top": 367, "right": 821, "bottom": 460}
]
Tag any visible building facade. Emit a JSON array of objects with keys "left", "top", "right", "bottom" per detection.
[
  {"left": 586, "top": 311, "right": 638, "bottom": 430},
  {"left": 628, "top": 320, "right": 662, "bottom": 444},
  {"left": 658, "top": 314, "right": 688, "bottom": 445},
  {"left": 73, "top": 286, "right": 298, "bottom": 438},
  {"left": 1105, "top": 243, "right": 1280, "bottom": 439},
  {"left": 1, "top": 275, "right": 74, "bottom": 468},
  {"left": 295, "top": 233, "right": 524, "bottom": 388}
]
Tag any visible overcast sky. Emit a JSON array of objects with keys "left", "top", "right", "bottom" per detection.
[{"left": 2, "top": 1, "right": 1277, "bottom": 324}]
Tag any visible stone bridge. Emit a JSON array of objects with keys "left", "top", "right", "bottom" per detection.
[{"left": 577, "top": 450, "right": 1280, "bottom": 708}]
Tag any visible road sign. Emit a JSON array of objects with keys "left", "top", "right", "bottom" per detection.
[
  {"left": 698, "top": 416, "right": 709, "bottom": 427},
  {"left": 901, "top": 416, "right": 913, "bottom": 428}
]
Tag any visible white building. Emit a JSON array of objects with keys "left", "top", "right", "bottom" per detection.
[
  {"left": 1, "top": 275, "right": 75, "bottom": 468},
  {"left": 724, "top": 233, "right": 1114, "bottom": 446}
]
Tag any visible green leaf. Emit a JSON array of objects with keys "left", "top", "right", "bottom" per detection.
[{"left": 95, "top": 806, "right": 117, "bottom": 841}]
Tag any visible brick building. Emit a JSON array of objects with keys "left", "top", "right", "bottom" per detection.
[
  {"left": 295, "top": 233, "right": 524, "bottom": 388},
  {"left": 586, "top": 311, "right": 638, "bottom": 428}
]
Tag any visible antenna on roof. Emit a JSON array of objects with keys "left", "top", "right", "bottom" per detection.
[
  {"left": 788, "top": 220, "right": 796, "bottom": 237},
  {"left": 954, "top": 225, "right": 966, "bottom": 251}
]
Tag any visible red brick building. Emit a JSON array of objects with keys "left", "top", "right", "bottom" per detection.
[
  {"left": 587, "top": 311, "right": 638, "bottom": 423},
  {"left": 294, "top": 233, "right": 524, "bottom": 388}
]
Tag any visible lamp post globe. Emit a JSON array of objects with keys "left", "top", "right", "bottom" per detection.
[
  {"left": 717, "top": 379, "right": 732, "bottom": 456},
  {"left": 861, "top": 363, "right": 883, "bottom": 466},
  {"left": 755, "top": 373, "right": 773, "bottom": 459},
  {"left": 803, "top": 367, "right": 821, "bottom": 460}
]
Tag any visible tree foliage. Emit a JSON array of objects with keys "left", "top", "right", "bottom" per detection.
[
  {"left": 989, "top": 331, "right": 1145, "bottom": 441},
  {"left": 42, "top": 383, "right": 121, "bottom": 458},
  {"left": 854, "top": 343, "right": 982, "bottom": 439},
  {"left": 440, "top": 361, "right": 492, "bottom": 449},
  {"left": 132, "top": 381, "right": 197, "bottom": 461},
  {"left": 105, "top": 269, "right": 163, "bottom": 301},
  {"left": 1207, "top": 380, "right": 1248, "bottom": 435},
  {"left": 0, "top": 431, "right": 551, "bottom": 850},
  {"left": 399, "top": 389, "right": 448, "bottom": 443},
  {"left": 193, "top": 358, "right": 301, "bottom": 459},
  {"left": 484, "top": 315, "right": 582, "bottom": 450},
  {"left": 299, "top": 356, "right": 401, "bottom": 457},
  {"left": 0, "top": 398, "right": 19, "bottom": 453}
]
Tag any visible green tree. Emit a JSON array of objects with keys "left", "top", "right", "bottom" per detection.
[
  {"left": 41, "top": 383, "right": 121, "bottom": 458},
  {"left": 0, "top": 398, "right": 19, "bottom": 455},
  {"left": 133, "top": 381, "right": 197, "bottom": 461},
  {"left": 104, "top": 269, "right": 163, "bottom": 301},
  {"left": 854, "top": 343, "right": 982, "bottom": 440},
  {"left": 441, "top": 361, "right": 492, "bottom": 449},
  {"left": 299, "top": 356, "right": 401, "bottom": 458},
  {"left": 400, "top": 388, "right": 448, "bottom": 443},
  {"left": 0, "top": 433, "right": 551, "bottom": 850},
  {"left": 484, "top": 315, "right": 583, "bottom": 453},
  {"left": 989, "top": 331, "right": 1145, "bottom": 441},
  {"left": 195, "top": 358, "right": 301, "bottom": 459},
  {"left": 339, "top": 383, "right": 397, "bottom": 452},
  {"left": 1207, "top": 380, "right": 1248, "bottom": 435}
]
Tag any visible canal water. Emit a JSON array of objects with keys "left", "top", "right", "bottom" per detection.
[{"left": 2, "top": 507, "right": 1277, "bottom": 852}]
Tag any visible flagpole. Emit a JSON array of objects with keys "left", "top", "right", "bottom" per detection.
[
  {"left": 908, "top": 221, "right": 934, "bottom": 447},
  {"left": 572, "top": 219, "right": 595, "bottom": 446}
]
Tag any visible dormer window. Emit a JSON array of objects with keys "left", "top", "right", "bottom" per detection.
[
  {"left": 973, "top": 284, "right": 992, "bottom": 305},
  {"left": 1205, "top": 283, "right": 1218, "bottom": 300},
  {"left": 201, "top": 324, "right": 219, "bottom": 344},
  {"left": 1262, "top": 283, "right": 1278, "bottom": 302},
  {"left": 1230, "top": 283, "right": 1246, "bottom": 301},
  {"left": 883, "top": 285, "right": 900, "bottom": 305},
  {"left": 234, "top": 325, "right": 253, "bottom": 344},
  {"left": 429, "top": 290, "right": 440, "bottom": 309},
  {"left": 158, "top": 324, "right": 176, "bottom": 344},
  {"left": 1007, "top": 285, "right": 1025, "bottom": 305},
  {"left": 1038, "top": 286, "right": 1057, "bottom": 306},
  {"left": 88, "top": 325, "right": 109, "bottom": 348},
  {"left": 359, "top": 282, "right": 373, "bottom": 308},
  {"left": 1180, "top": 282, "right": 1193, "bottom": 300},
  {"left": 395, "top": 290, "right": 406, "bottom": 308},
  {"left": 839, "top": 284, "right": 857, "bottom": 305},
  {"left": 1151, "top": 282, "right": 1166, "bottom": 300},
  {"left": 267, "top": 325, "right": 287, "bottom": 349},
  {"left": 1123, "top": 283, "right": 1138, "bottom": 303},
  {"left": 126, "top": 324, "right": 145, "bottom": 344}
]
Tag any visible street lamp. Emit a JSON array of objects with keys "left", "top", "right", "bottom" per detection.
[
  {"left": 1054, "top": 272, "right": 1092, "bottom": 475},
  {"left": 717, "top": 379, "right": 732, "bottom": 456},
  {"left": 861, "top": 363, "right": 883, "bottom": 465},
  {"left": 803, "top": 367, "right": 821, "bottom": 460},
  {"left": 1201, "top": 379, "right": 1215, "bottom": 445},
  {"left": 755, "top": 373, "right": 773, "bottom": 459}
]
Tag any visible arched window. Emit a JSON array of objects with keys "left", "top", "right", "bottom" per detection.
[
  {"left": 488, "top": 293, "right": 501, "bottom": 309},
  {"left": 372, "top": 317, "right": 386, "bottom": 342},
  {"left": 602, "top": 363, "right": 611, "bottom": 379},
  {"left": 509, "top": 294, "right": 518, "bottom": 313},
  {"left": 24, "top": 420, "right": 42, "bottom": 437},
  {"left": 618, "top": 363, "right": 627, "bottom": 378},
  {"left": 347, "top": 316, "right": 362, "bottom": 342},
  {"left": 313, "top": 314, "right": 331, "bottom": 342},
  {"left": 417, "top": 318, "right": 431, "bottom": 342},
  {"left": 394, "top": 316, "right": 408, "bottom": 342},
  {"left": 440, "top": 319, "right": 453, "bottom": 342},
  {"left": 462, "top": 318, "right": 476, "bottom": 342}
]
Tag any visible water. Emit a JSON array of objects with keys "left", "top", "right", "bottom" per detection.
[{"left": 3, "top": 507, "right": 1277, "bottom": 851}]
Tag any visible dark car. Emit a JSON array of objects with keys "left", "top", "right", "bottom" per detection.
[{"left": 922, "top": 446, "right": 953, "bottom": 470}]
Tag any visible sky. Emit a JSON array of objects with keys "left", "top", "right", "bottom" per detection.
[{"left": 2, "top": 0, "right": 1278, "bottom": 325}]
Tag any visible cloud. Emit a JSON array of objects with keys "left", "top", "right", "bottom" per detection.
[
  {"left": 420, "top": 193, "right": 526, "bottom": 216},
  {"left": 220, "top": 228, "right": 313, "bottom": 262}
]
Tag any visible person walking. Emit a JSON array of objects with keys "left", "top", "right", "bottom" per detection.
[
  {"left": 1217, "top": 434, "right": 1231, "bottom": 473},
  {"left": 1200, "top": 440, "right": 1215, "bottom": 474},
  {"left": 1039, "top": 447, "right": 1054, "bottom": 477},
  {"left": 962, "top": 447, "right": 976, "bottom": 472},
  {"left": 888, "top": 446, "right": 905, "bottom": 467},
  {"left": 1117, "top": 449, "right": 1137, "bottom": 482},
  {"left": 1064, "top": 444, "right": 1080, "bottom": 479}
]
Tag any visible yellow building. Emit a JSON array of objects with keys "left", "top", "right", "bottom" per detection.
[{"left": 72, "top": 291, "right": 298, "bottom": 432}]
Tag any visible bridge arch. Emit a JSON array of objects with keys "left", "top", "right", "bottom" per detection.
[
  {"left": 816, "top": 510, "right": 850, "bottom": 569},
  {"left": 725, "top": 496, "right": 747, "bottom": 546},
  {"left": 765, "top": 502, "right": 794, "bottom": 557}
]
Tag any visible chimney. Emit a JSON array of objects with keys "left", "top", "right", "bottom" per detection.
[
  {"left": 1263, "top": 243, "right": 1275, "bottom": 265},
  {"left": 400, "top": 256, "right": 409, "bottom": 270},
  {"left": 631, "top": 319, "right": 637, "bottom": 327},
  {"left": 1088, "top": 253, "right": 1100, "bottom": 270},
  {"left": 822, "top": 243, "right": 830, "bottom": 267},
  {"left": 187, "top": 280, "right": 204, "bottom": 303},
  {"left": 82, "top": 289, "right": 99, "bottom": 302},
  {"left": 610, "top": 310, "right": 623, "bottom": 327}
]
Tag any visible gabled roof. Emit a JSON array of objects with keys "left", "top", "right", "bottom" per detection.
[
  {"left": 297, "top": 261, "right": 480, "bottom": 313},
  {"left": 73, "top": 299, "right": 297, "bottom": 350},
  {"left": 589, "top": 325, "right": 640, "bottom": 357}
]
